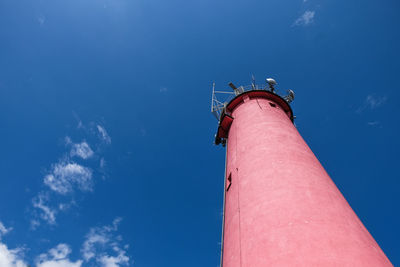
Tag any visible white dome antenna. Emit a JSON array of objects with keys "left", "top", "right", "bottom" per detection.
[{"left": 266, "top": 78, "right": 277, "bottom": 93}]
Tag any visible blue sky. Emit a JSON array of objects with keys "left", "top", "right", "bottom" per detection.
[{"left": 0, "top": 0, "right": 399, "bottom": 266}]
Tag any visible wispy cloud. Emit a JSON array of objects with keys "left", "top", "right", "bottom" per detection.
[
  {"left": 365, "top": 94, "right": 387, "bottom": 109},
  {"left": 72, "top": 112, "right": 84, "bottom": 129},
  {"left": 357, "top": 94, "right": 387, "bottom": 113},
  {"left": 69, "top": 141, "right": 94, "bottom": 160},
  {"left": 0, "top": 243, "right": 26, "bottom": 267},
  {"left": 0, "top": 219, "right": 129, "bottom": 267},
  {"left": 36, "top": 244, "right": 82, "bottom": 267},
  {"left": 100, "top": 158, "right": 106, "bottom": 169},
  {"left": 38, "top": 15, "right": 45, "bottom": 26},
  {"left": 82, "top": 218, "right": 129, "bottom": 267},
  {"left": 0, "top": 222, "right": 12, "bottom": 238},
  {"left": 32, "top": 194, "right": 57, "bottom": 225},
  {"left": 367, "top": 121, "right": 383, "bottom": 128},
  {"left": 140, "top": 128, "right": 147, "bottom": 137},
  {"left": 160, "top": 87, "right": 168, "bottom": 93},
  {"left": 32, "top": 119, "right": 112, "bottom": 227},
  {"left": 97, "top": 125, "right": 111, "bottom": 144},
  {"left": 34, "top": 218, "right": 130, "bottom": 267},
  {"left": 293, "top": 10, "right": 315, "bottom": 26},
  {"left": 0, "top": 221, "right": 26, "bottom": 267},
  {"left": 44, "top": 161, "right": 93, "bottom": 195},
  {"left": 367, "top": 121, "right": 380, "bottom": 126},
  {"left": 98, "top": 251, "right": 130, "bottom": 267},
  {"left": 32, "top": 159, "right": 93, "bottom": 226}
]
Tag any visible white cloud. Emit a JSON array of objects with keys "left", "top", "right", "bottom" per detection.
[
  {"left": 367, "top": 121, "right": 383, "bottom": 128},
  {"left": 98, "top": 250, "right": 129, "bottom": 267},
  {"left": 81, "top": 218, "right": 129, "bottom": 267},
  {"left": 30, "top": 220, "right": 41, "bottom": 230},
  {"left": 365, "top": 94, "right": 387, "bottom": 109},
  {"left": 39, "top": 244, "right": 71, "bottom": 261},
  {"left": 81, "top": 232, "right": 108, "bottom": 261},
  {"left": 293, "top": 10, "right": 315, "bottom": 26},
  {"left": 357, "top": 94, "right": 387, "bottom": 113},
  {"left": 65, "top": 137, "right": 72, "bottom": 145},
  {"left": 97, "top": 125, "right": 111, "bottom": 144},
  {"left": 44, "top": 162, "right": 93, "bottom": 195},
  {"left": 32, "top": 194, "right": 57, "bottom": 225},
  {"left": 70, "top": 142, "right": 94, "bottom": 159},
  {"left": 31, "top": 120, "right": 110, "bottom": 227},
  {"left": 100, "top": 158, "right": 106, "bottom": 169},
  {"left": 38, "top": 15, "right": 45, "bottom": 26},
  {"left": 58, "top": 201, "right": 75, "bottom": 212},
  {"left": 0, "top": 243, "right": 26, "bottom": 267},
  {"left": 0, "top": 222, "right": 12, "bottom": 238},
  {"left": 0, "top": 219, "right": 129, "bottom": 267},
  {"left": 0, "top": 222, "right": 26, "bottom": 267},
  {"left": 72, "top": 112, "right": 84, "bottom": 129},
  {"left": 37, "top": 258, "right": 82, "bottom": 267},
  {"left": 36, "top": 244, "right": 82, "bottom": 267},
  {"left": 367, "top": 121, "right": 379, "bottom": 126}
]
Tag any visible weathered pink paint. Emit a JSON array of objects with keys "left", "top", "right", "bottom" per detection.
[{"left": 220, "top": 91, "right": 392, "bottom": 267}]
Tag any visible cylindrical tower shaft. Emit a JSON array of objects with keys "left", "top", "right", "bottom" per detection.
[{"left": 219, "top": 91, "right": 392, "bottom": 266}]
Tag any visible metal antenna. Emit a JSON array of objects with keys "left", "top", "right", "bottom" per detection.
[
  {"left": 211, "top": 83, "right": 236, "bottom": 120},
  {"left": 284, "top": 89, "right": 295, "bottom": 103},
  {"left": 251, "top": 74, "right": 256, "bottom": 90},
  {"left": 228, "top": 82, "right": 237, "bottom": 91},
  {"left": 211, "top": 82, "right": 215, "bottom": 112},
  {"left": 211, "top": 79, "right": 294, "bottom": 122},
  {"left": 266, "top": 78, "right": 277, "bottom": 93},
  {"left": 229, "top": 82, "right": 244, "bottom": 95},
  {"left": 211, "top": 82, "right": 220, "bottom": 119}
]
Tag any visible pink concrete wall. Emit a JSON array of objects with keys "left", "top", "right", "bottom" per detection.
[{"left": 222, "top": 96, "right": 392, "bottom": 267}]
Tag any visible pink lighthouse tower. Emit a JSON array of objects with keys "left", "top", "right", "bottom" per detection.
[{"left": 211, "top": 78, "right": 392, "bottom": 267}]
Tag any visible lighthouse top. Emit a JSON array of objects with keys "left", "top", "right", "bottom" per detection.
[{"left": 211, "top": 78, "right": 295, "bottom": 146}]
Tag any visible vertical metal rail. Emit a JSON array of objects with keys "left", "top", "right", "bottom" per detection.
[{"left": 211, "top": 82, "right": 215, "bottom": 113}]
